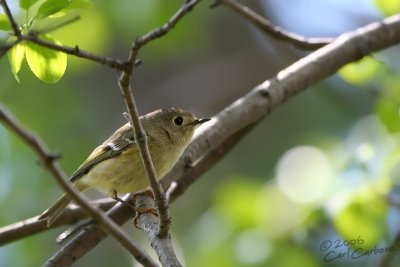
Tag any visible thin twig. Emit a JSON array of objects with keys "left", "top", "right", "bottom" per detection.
[
  {"left": 0, "top": 104, "right": 158, "bottom": 267},
  {"left": 23, "top": 34, "right": 128, "bottom": 70},
  {"left": 215, "top": 0, "right": 333, "bottom": 50},
  {"left": 0, "top": 0, "right": 21, "bottom": 36},
  {"left": 118, "top": 0, "right": 202, "bottom": 240}
]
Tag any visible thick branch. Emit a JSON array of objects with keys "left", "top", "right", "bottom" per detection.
[
  {"left": 0, "top": 105, "right": 158, "bottom": 267},
  {"left": 216, "top": 0, "right": 333, "bottom": 49},
  {"left": 164, "top": 14, "right": 400, "bottom": 194},
  {"left": 134, "top": 195, "right": 182, "bottom": 267}
]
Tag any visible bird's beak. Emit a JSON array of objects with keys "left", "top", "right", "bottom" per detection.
[{"left": 192, "top": 118, "right": 211, "bottom": 125}]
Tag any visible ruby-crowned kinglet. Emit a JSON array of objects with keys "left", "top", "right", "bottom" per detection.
[{"left": 38, "top": 108, "right": 210, "bottom": 226}]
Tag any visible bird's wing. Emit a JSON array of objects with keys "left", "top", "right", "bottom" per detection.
[{"left": 70, "top": 123, "right": 136, "bottom": 182}]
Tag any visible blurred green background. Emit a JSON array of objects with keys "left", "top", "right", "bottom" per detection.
[{"left": 1, "top": 0, "right": 400, "bottom": 266}]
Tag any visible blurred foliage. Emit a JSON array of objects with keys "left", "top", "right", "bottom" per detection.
[
  {"left": 338, "top": 57, "right": 382, "bottom": 86},
  {"left": 334, "top": 197, "right": 388, "bottom": 250},
  {"left": 1, "top": 0, "right": 400, "bottom": 267},
  {"left": 374, "top": 0, "right": 400, "bottom": 15}
]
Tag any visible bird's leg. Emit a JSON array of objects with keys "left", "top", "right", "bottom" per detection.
[
  {"left": 131, "top": 190, "right": 159, "bottom": 229},
  {"left": 112, "top": 190, "right": 136, "bottom": 212}
]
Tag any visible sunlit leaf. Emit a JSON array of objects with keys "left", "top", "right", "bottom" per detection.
[
  {"left": 7, "top": 40, "right": 26, "bottom": 83},
  {"left": 25, "top": 35, "right": 67, "bottom": 83},
  {"left": 19, "top": 0, "right": 40, "bottom": 9},
  {"left": 339, "top": 57, "right": 381, "bottom": 86},
  {"left": 0, "top": 14, "right": 11, "bottom": 31},
  {"left": 36, "top": 0, "right": 70, "bottom": 20},
  {"left": 36, "top": 0, "right": 93, "bottom": 20},
  {"left": 375, "top": 0, "right": 400, "bottom": 15},
  {"left": 334, "top": 197, "right": 388, "bottom": 250}
]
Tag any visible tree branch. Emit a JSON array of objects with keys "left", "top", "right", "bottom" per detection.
[
  {"left": 0, "top": 199, "right": 115, "bottom": 246},
  {"left": 118, "top": 0, "right": 203, "bottom": 242},
  {"left": 0, "top": 105, "right": 158, "bottom": 267},
  {"left": 134, "top": 195, "right": 182, "bottom": 267},
  {"left": 0, "top": 0, "right": 21, "bottom": 37},
  {"left": 214, "top": 0, "right": 334, "bottom": 50},
  {"left": 44, "top": 196, "right": 137, "bottom": 267},
  {"left": 23, "top": 34, "right": 128, "bottom": 70},
  {"left": 163, "top": 14, "right": 400, "bottom": 196}
]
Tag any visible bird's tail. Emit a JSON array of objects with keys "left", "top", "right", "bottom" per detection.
[
  {"left": 38, "top": 193, "right": 71, "bottom": 227},
  {"left": 38, "top": 182, "right": 87, "bottom": 227}
]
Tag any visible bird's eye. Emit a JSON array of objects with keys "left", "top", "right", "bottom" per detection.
[{"left": 173, "top": 116, "right": 183, "bottom": 126}]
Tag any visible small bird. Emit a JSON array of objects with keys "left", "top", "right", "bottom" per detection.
[{"left": 38, "top": 108, "right": 210, "bottom": 226}]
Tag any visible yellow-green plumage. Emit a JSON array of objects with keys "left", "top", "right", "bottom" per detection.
[{"left": 38, "top": 108, "right": 209, "bottom": 226}]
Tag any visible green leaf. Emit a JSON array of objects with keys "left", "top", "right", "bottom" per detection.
[
  {"left": 36, "top": 0, "right": 70, "bottom": 20},
  {"left": 67, "top": 0, "right": 94, "bottom": 10},
  {"left": 25, "top": 35, "right": 67, "bottom": 83},
  {"left": 19, "top": 0, "right": 40, "bottom": 10},
  {"left": 36, "top": 0, "right": 93, "bottom": 20},
  {"left": 375, "top": 77, "right": 400, "bottom": 132},
  {"left": 376, "top": 97, "right": 400, "bottom": 132},
  {"left": 339, "top": 56, "right": 381, "bottom": 86},
  {"left": 0, "top": 14, "right": 11, "bottom": 31},
  {"left": 375, "top": 0, "right": 400, "bottom": 16},
  {"left": 7, "top": 40, "right": 26, "bottom": 83},
  {"left": 334, "top": 197, "right": 388, "bottom": 250}
]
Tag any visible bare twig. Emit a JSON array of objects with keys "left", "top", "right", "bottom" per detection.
[
  {"left": 0, "top": 0, "right": 21, "bottom": 37},
  {"left": 0, "top": 104, "right": 158, "bottom": 267},
  {"left": 118, "top": 0, "right": 203, "bottom": 241},
  {"left": 23, "top": 34, "right": 128, "bottom": 70},
  {"left": 8, "top": 13, "right": 399, "bottom": 264},
  {"left": 0, "top": 42, "right": 15, "bottom": 59},
  {"left": 215, "top": 0, "right": 333, "bottom": 50}
]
